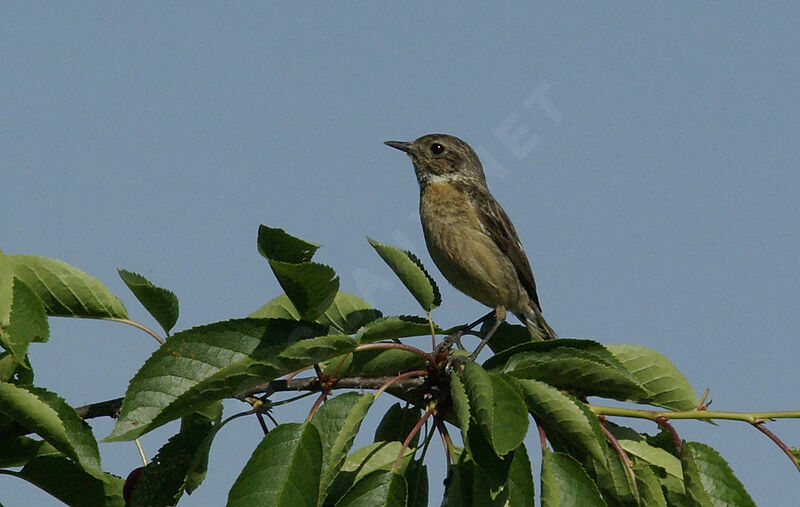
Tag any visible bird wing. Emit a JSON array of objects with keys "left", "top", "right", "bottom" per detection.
[{"left": 472, "top": 189, "right": 543, "bottom": 310}]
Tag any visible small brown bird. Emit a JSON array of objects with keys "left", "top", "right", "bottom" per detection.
[{"left": 385, "top": 134, "right": 556, "bottom": 356}]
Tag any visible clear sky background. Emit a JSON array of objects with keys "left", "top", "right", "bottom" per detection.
[{"left": 2, "top": 3, "right": 799, "bottom": 505}]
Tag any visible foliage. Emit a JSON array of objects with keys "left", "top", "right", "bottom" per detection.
[{"left": 0, "top": 226, "right": 796, "bottom": 506}]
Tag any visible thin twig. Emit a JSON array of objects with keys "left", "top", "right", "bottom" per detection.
[
  {"left": 355, "top": 342, "right": 434, "bottom": 364},
  {"left": 394, "top": 407, "right": 434, "bottom": 470},
  {"left": 134, "top": 438, "right": 148, "bottom": 466},
  {"left": 534, "top": 416, "right": 547, "bottom": 450},
  {"left": 752, "top": 420, "right": 800, "bottom": 472},
  {"left": 107, "top": 318, "right": 165, "bottom": 345},
  {"left": 655, "top": 416, "right": 682, "bottom": 456},
  {"left": 600, "top": 423, "right": 639, "bottom": 499}
]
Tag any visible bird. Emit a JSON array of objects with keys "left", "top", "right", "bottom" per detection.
[{"left": 385, "top": 134, "right": 556, "bottom": 357}]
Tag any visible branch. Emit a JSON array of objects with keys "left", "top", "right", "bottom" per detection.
[
  {"left": 587, "top": 405, "right": 800, "bottom": 423},
  {"left": 74, "top": 375, "right": 428, "bottom": 421}
]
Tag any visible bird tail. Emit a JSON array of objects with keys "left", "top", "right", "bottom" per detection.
[{"left": 519, "top": 306, "right": 557, "bottom": 341}]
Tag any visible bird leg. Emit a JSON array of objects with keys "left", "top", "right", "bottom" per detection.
[
  {"left": 436, "top": 309, "right": 497, "bottom": 356},
  {"left": 467, "top": 306, "right": 506, "bottom": 361}
]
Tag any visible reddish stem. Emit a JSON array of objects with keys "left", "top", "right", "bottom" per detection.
[
  {"left": 655, "top": 416, "right": 682, "bottom": 456},
  {"left": 752, "top": 420, "right": 800, "bottom": 472},
  {"left": 355, "top": 342, "right": 434, "bottom": 364},
  {"left": 394, "top": 407, "right": 434, "bottom": 470}
]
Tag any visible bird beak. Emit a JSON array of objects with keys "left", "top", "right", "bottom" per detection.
[{"left": 384, "top": 140, "right": 412, "bottom": 153}]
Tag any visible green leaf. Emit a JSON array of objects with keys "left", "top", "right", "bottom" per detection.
[
  {"left": 258, "top": 225, "right": 320, "bottom": 263},
  {"left": 278, "top": 334, "right": 358, "bottom": 370},
  {"left": 228, "top": 422, "right": 322, "bottom": 507},
  {"left": 311, "top": 392, "right": 374, "bottom": 505},
  {"left": 0, "top": 253, "right": 127, "bottom": 319},
  {"left": 441, "top": 450, "right": 495, "bottom": 506},
  {"left": 486, "top": 322, "right": 534, "bottom": 354},
  {"left": 105, "top": 318, "right": 329, "bottom": 441},
  {"left": 540, "top": 450, "right": 604, "bottom": 507},
  {"left": 516, "top": 379, "right": 605, "bottom": 463},
  {"left": 15, "top": 456, "right": 124, "bottom": 507},
  {"left": 606, "top": 423, "right": 682, "bottom": 481},
  {"left": 268, "top": 261, "right": 340, "bottom": 322},
  {"left": 334, "top": 348, "right": 425, "bottom": 378},
  {"left": 1, "top": 278, "right": 49, "bottom": 364},
  {"left": 367, "top": 238, "right": 441, "bottom": 311},
  {"left": 118, "top": 269, "right": 179, "bottom": 335},
  {"left": 464, "top": 424, "right": 515, "bottom": 495},
  {"left": 606, "top": 344, "right": 700, "bottom": 410},
  {"left": 493, "top": 339, "right": 648, "bottom": 401},
  {"left": 356, "top": 315, "right": 440, "bottom": 343},
  {"left": 633, "top": 465, "right": 668, "bottom": 507},
  {"left": 257, "top": 226, "right": 339, "bottom": 321},
  {"left": 0, "top": 350, "right": 33, "bottom": 384},
  {"left": 505, "top": 443, "right": 536, "bottom": 507},
  {"left": 340, "top": 441, "right": 415, "bottom": 480},
  {"left": 404, "top": 459, "right": 429, "bottom": 507},
  {"left": 374, "top": 403, "right": 422, "bottom": 447},
  {"left": 0, "top": 383, "right": 103, "bottom": 477},
  {"left": 462, "top": 363, "right": 529, "bottom": 456},
  {"left": 0, "top": 435, "right": 60, "bottom": 468},
  {"left": 251, "top": 291, "right": 382, "bottom": 335},
  {"left": 449, "top": 372, "right": 471, "bottom": 448},
  {"left": 681, "top": 441, "right": 755, "bottom": 506},
  {"left": 126, "top": 412, "right": 217, "bottom": 506},
  {"left": 336, "top": 470, "right": 407, "bottom": 507}
]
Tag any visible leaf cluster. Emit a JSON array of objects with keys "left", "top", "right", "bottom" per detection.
[{"left": 0, "top": 227, "right": 787, "bottom": 505}]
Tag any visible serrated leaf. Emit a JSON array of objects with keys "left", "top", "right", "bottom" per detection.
[
  {"left": 462, "top": 363, "right": 529, "bottom": 456},
  {"left": 506, "top": 443, "right": 536, "bottom": 507},
  {"left": 606, "top": 344, "right": 700, "bottom": 410},
  {"left": 336, "top": 470, "right": 407, "bottom": 507},
  {"left": 633, "top": 465, "right": 668, "bottom": 507},
  {"left": 516, "top": 379, "right": 606, "bottom": 463},
  {"left": 374, "top": 403, "right": 422, "bottom": 446},
  {"left": 449, "top": 372, "right": 471, "bottom": 447},
  {"left": 495, "top": 340, "right": 648, "bottom": 401},
  {"left": 268, "top": 260, "right": 340, "bottom": 321},
  {"left": 486, "top": 322, "right": 534, "bottom": 354},
  {"left": 367, "top": 238, "right": 440, "bottom": 311},
  {"left": 464, "top": 424, "right": 514, "bottom": 494},
  {"left": 106, "top": 318, "right": 329, "bottom": 441},
  {"left": 126, "top": 412, "right": 217, "bottom": 506},
  {"left": 0, "top": 435, "right": 60, "bottom": 468},
  {"left": 257, "top": 225, "right": 320, "bottom": 263},
  {"left": 0, "top": 383, "right": 103, "bottom": 477},
  {"left": 311, "top": 392, "right": 374, "bottom": 505},
  {"left": 606, "top": 423, "right": 682, "bottom": 481},
  {"left": 278, "top": 334, "right": 358, "bottom": 370},
  {"left": 228, "top": 422, "right": 322, "bottom": 507},
  {"left": 118, "top": 269, "right": 179, "bottom": 335},
  {"left": 342, "top": 441, "right": 415, "bottom": 476},
  {"left": 404, "top": 459, "right": 428, "bottom": 507},
  {"left": 441, "top": 451, "right": 495, "bottom": 506},
  {"left": 1, "top": 277, "right": 49, "bottom": 364},
  {"left": 334, "top": 348, "right": 426, "bottom": 378},
  {"left": 0, "top": 350, "right": 33, "bottom": 384},
  {"left": 681, "top": 441, "right": 755, "bottom": 506},
  {"left": 251, "top": 291, "right": 382, "bottom": 335},
  {"left": 0, "top": 253, "right": 127, "bottom": 319},
  {"left": 16, "top": 456, "right": 124, "bottom": 507},
  {"left": 540, "top": 449, "right": 605, "bottom": 507},
  {"left": 356, "top": 315, "right": 440, "bottom": 343},
  {"left": 485, "top": 338, "right": 625, "bottom": 371}
]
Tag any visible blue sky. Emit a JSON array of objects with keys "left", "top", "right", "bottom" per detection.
[{"left": 2, "top": 3, "right": 799, "bottom": 505}]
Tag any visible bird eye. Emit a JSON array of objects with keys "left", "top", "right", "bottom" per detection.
[{"left": 430, "top": 143, "right": 445, "bottom": 155}]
